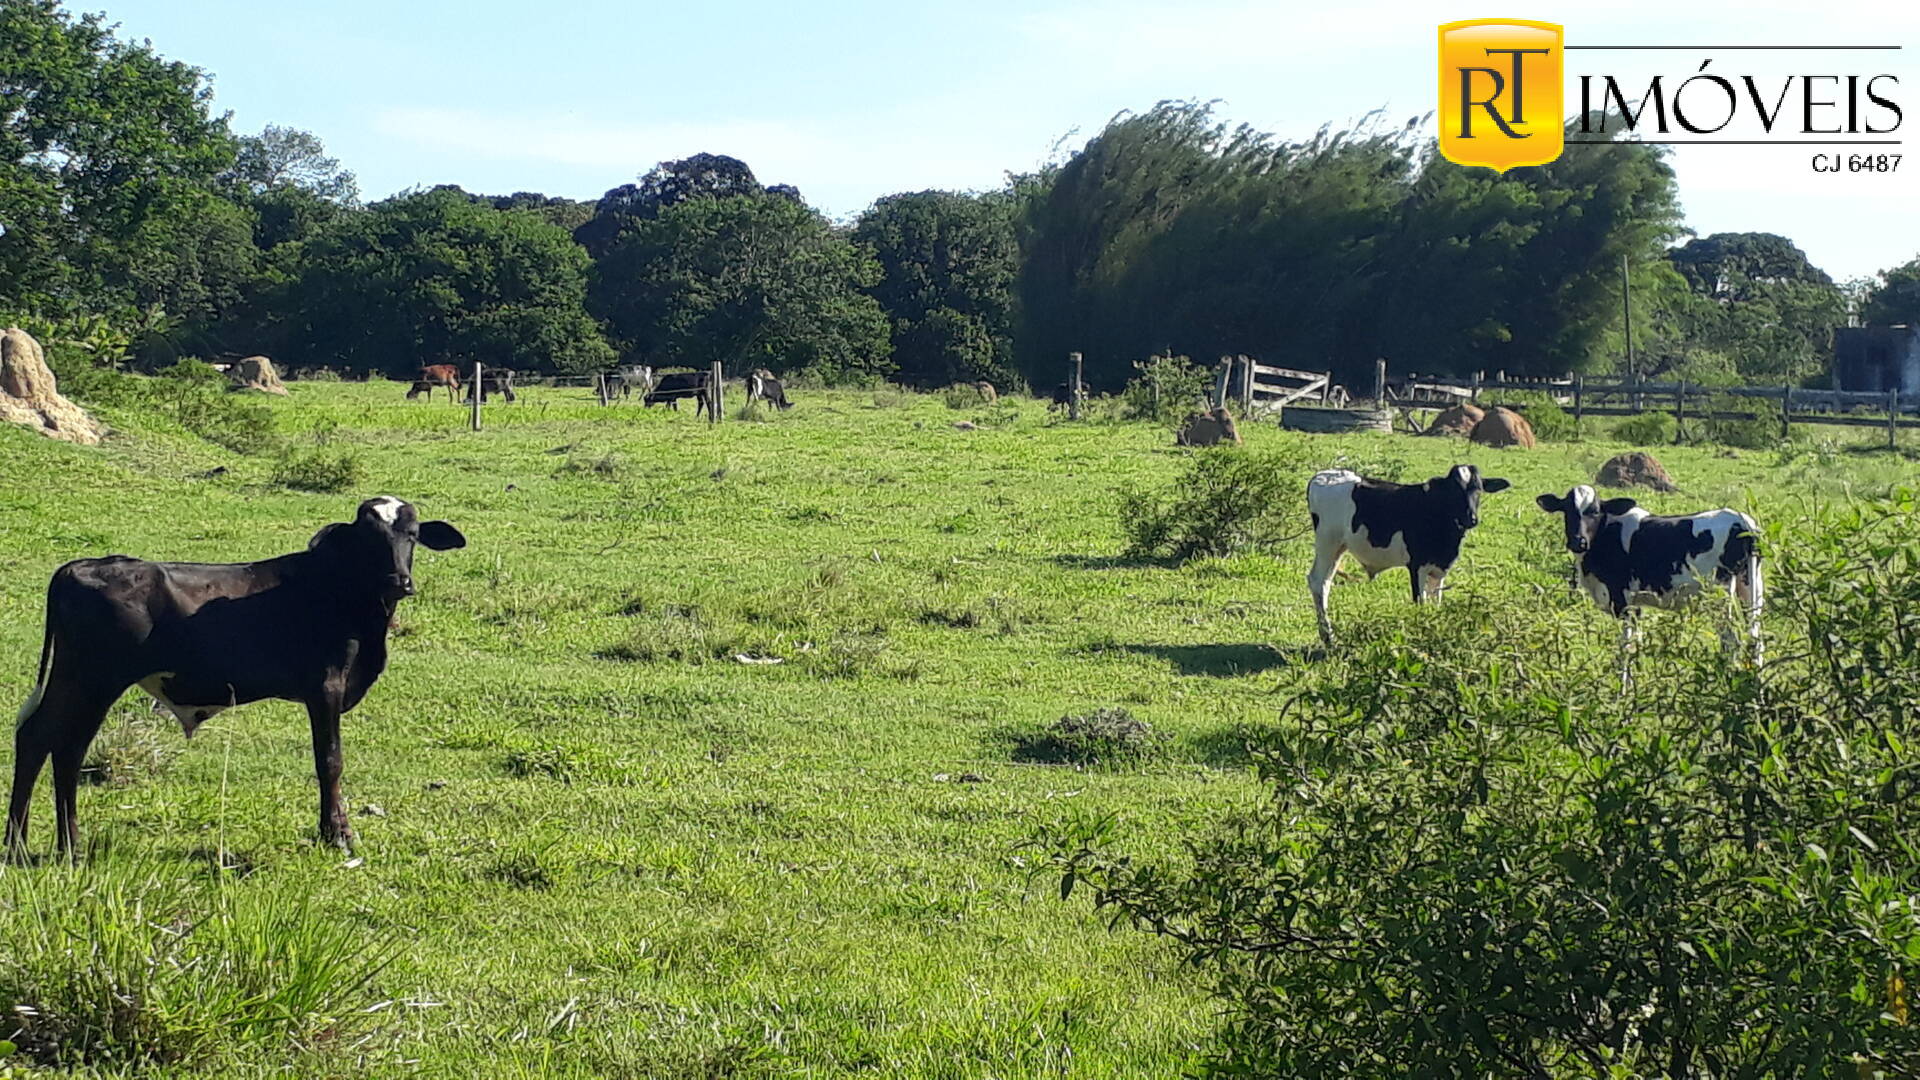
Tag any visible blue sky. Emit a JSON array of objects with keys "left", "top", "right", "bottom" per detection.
[{"left": 98, "top": 0, "right": 1919, "bottom": 280}]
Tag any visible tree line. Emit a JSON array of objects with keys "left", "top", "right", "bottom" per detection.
[{"left": 2, "top": 0, "right": 1915, "bottom": 391}]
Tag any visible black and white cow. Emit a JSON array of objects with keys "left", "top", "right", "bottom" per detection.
[
  {"left": 1306, "top": 465, "right": 1511, "bottom": 645},
  {"left": 613, "top": 365, "right": 655, "bottom": 400},
  {"left": 748, "top": 368, "right": 792, "bottom": 410},
  {"left": 1535, "top": 485, "right": 1763, "bottom": 667},
  {"left": 8, "top": 497, "right": 465, "bottom": 856}
]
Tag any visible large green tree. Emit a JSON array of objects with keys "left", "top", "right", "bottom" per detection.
[
  {"left": 257, "top": 188, "right": 613, "bottom": 376},
  {"left": 0, "top": 0, "right": 236, "bottom": 319},
  {"left": 589, "top": 192, "right": 888, "bottom": 379},
  {"left": 852, "top": 190, "right": 1018, "bottom": 387},
  {"left": 1648, "top": 232, "right": 1846, "bottom": 383},
  {"left": 1861, "top": 256, "right": 1920, "bottom": 327},
  {"left": 574, "top": 152, "right": 780, "bottom": 258}
]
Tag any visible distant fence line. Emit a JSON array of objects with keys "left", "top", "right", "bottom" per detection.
[{"left": 1384, "top": 368, "right": 1915, "bottom": 446}]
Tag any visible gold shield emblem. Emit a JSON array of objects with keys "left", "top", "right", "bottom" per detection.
[{"left": 1438, "top": 20, "right": 1564, "bottom": 172}]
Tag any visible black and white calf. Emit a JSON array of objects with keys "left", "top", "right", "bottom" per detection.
[
  {"left": 9, "top": 497, "right": 465, "bottom": 856},
  {"left": 748, "top": 368, "right": 792, "bottom": 410},
  {"left": 1306, "top": 465, "right": 1511, "bottom": 645},
  {"left": 1535, "top": 485, "right": 1763, "bottom": 664}
]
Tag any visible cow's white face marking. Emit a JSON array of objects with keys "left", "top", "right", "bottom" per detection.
[
  {"left": 1451, "top": 465, "right": 1474, "bottom": 488},
  {"left": 1571, "top": 485, "right": 1598, "bottom": 514},
  {"left": 368, "top": 496, "right": 404, "bottom": 525}
]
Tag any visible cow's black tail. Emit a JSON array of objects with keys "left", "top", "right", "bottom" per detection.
[{"left": 15, "top": 574, "right": 58, "bottom": 730}]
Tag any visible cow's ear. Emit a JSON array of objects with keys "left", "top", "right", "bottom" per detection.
[
  {"left": 1600, "top": 497, "right": 1638, "bottom": 515},
  {"left": 418, "top": 520, "right": 466, "bottom": 550},
  {"left": 1535, "top": 493, "right": 1565, "bottom": 512},
  {"left": 307, "top": 523, "right": 345, "bottom": 550},
  {"left": 1482, "top": 478, "right": 1511, "bottom": 494}
]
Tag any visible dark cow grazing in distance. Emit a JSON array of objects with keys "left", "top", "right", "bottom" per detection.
[
  {"left": 1535, "top": 485, "right": 1763, "bottom": 676},
  {"left": 644, "top": 370, "right": 712, "bottom": 417},
  {"left": 748, "top": 368, "right": 792, "bottom": 410},
  {"left": 1307, "top": 465, "right": 1511, "bottom": 646},
  {"left": 466, "top": 368, "right": 516, "bottom": 404},
  {"left": 1049, "top": 380, "right": 1089, "bottom": 411},
  {"left": 8, "top": 497, "right": 466, "bottom": 856},
  {"left": 406, "top": 364, "right": 462, "bottom": 403}
]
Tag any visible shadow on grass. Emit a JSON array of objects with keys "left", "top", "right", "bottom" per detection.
[
  {"left": 1185, "top": 723, "right": 1275, "bottom": 768},
  {"left": 1051, "top": 553, "right": 1179, "bottom": 571},
  {"left": 1118, "top": 642, "right": 1314, "bottom": 677}
]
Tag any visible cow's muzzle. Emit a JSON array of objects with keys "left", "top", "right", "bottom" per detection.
[
  {"left": 1569, "top": 538, "right": 1589, "bottom": 554},
  {"left": 383, "top": 577, "right": 415, "bottom": 601}
]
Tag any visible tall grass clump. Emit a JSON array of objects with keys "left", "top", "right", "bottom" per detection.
[
  {"left": 0, "top": 862, "right": 397, "bottom": 1068},
  {"left": 1613, "top": 410, "right": 1676, "bottom": 445},
  {"left": 1037, "top": 494, "right": 1920, "bottom": 1075},
  {"left": 1118, "top": 448, "right": 1301, "bottom": 563},
  {"left": 271, "top": 447, "right": 364, "bottom": 493}
]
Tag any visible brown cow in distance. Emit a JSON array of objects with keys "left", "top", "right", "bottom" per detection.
[{"left": 406, "top": 365, "right": 462, "bottom": 403}]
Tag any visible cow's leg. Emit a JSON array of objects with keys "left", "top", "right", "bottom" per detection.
[
  {"left": 1407, "top": 564, "right": 1427, "bottom": 604},
  {"left": 1423, "top": 566, "right": 1448, "bottom": 603},
  {"left": 1736, "top": 557, "right": 1764, "bottom": 667},
  {"left": 1617, "top": 609, "right": 1637, "bottom": 694},
  {"left": 12, "top": 673, "right": 115, "bottom": 856},
  {"left": 1308, "top": 544, "right": 1343, "bottom": 646},
  {"left": 306, "top": 694, "right": 354, "bottom": 852}
]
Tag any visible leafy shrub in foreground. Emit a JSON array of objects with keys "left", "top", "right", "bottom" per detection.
[
  {"left": 1119, "top": 448, "right": 1302, "bottom": 563},
  {"left": 1037, "top": 494, "right": 1920, "bottom": 1076}
]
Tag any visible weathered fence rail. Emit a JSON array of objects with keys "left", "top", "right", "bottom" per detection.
[{"left": 1384, "top": 366, "right": 1916, "bottom": 446}]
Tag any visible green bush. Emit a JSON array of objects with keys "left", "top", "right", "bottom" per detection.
[
  {"left": 1698, "top": 393, "right": 1778, "bottom": 450},
  {"left": 40, "top": 352, "right": 276, "bottom": 454},
  {"left": 270, "top": 448, "right": 363, "bottom": 493},
  {"left": 1036, "top": 492, "right": 1920, "bottom": 1076},
  {"left": 1613, "top": 410, "right": 1676, "bottom": 445},
  {"left": 1120, "top": 354, "right": 1215, "bottom": 425},
  {"left": 1119, "top": 448, "right": 1302, "bottom": 563},
  {"left": 0, "top": 861, "right": 395, "bottom": 1068},
  {"left": 1491, "top": 390, "right": 1577, "bottom": 441}
]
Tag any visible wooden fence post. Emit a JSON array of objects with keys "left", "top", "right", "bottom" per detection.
[
  {"left": 1890, "top": 388, "right": 1900, "bottom": 450},
  {"left": 1674, "top": 381, "right": 1686, "bottom": 444},
  {"left": 1239, "top": 356, "right": 1255, "bottom": 412},
  {"left": 1573, "top": 374, "right": 1585, "bottom": 430},
  {"left": 1213, "top": 357, "right": 1231, "bottom": 410},
  {"left": 1471, "top": 371, "right": 1482, "bottom": 405},
  {"left": 709, "top": 361, "right": 723, "bottom": 424},
  {"left": 1781, "top": 386, "right": 1792, "bottom": 438},
  {"left": 1149, "top": 354, "right": 1161, "bottom": 417},
  {"left": 1373, "top": 358, "right": 1387, "bottom": 405},
  {"left": 470, "top": 362, "right": 482, "bottom": 432},
  {"left": 597, "top": 372, "right": 610, "bottom": 407},
  {"left": 1068, "top": 352, "right": 1084, "bottom": 420}
]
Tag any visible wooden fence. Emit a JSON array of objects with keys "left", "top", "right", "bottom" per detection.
[
  {"left": 1385, "top": 367, "right": 1916, "bottom": 447},
  {"left": 1212, "top": 355, "right": 1345, "bottom": 412}
]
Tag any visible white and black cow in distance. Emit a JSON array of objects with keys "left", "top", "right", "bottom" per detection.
[
  {"left": 1535, "top": 485, "right": 1763, "bottom": 672},
  {"left": 8, "top": 497, "right": 465, "bottom": 857},
  {"left": 1306, "top": 465, "right": 1511, "bottom": 646}
]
